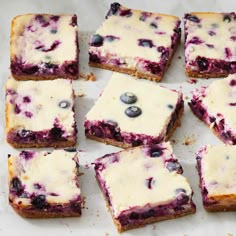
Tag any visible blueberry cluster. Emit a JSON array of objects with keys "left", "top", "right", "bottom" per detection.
[{"left": 120, "top": 92, "right": 142, "bottom": 118}]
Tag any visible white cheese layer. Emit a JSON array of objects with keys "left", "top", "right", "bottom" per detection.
[
  {"left": 201, "top": 144, "right": 236, "bottom": 198},
  {"left": 98, "top": 142, "right": 192, "bottom": 217},
  {"left": 86, "top": 72, "right": 181, "bottom": 137},
  {"left": 6, "top": 78, "right": 75, "bottom": 134}
]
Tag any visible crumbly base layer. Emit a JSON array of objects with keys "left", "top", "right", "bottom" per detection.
[
  {"left": 10, "top": 202, "right": 81, "bottom": 218},
  {"left": 89, "top": 33, "right": 180, "bottom": 82},
  {"left": 11, "top": 74, "right": 78, "bottom": 81},
  {"left": 86, "top": 105, "right": 183, "bottom": 148},
  {"left": 185, "top": 68, "right": 229, "bottom": 78}
]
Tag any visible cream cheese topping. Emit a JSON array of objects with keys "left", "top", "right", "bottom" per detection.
[
  {"left": 9, "top": 150, "right": 80, "bottom": 204},
  {"left": 86, "top": 72, "right": 181, "bottom": 137},
  {"left": 90, "top": 8, "right": 179, "bottom": 66},
  {"left": 201, "top": 144, "right": 236, "bottom": 198},
  {"left": 11, "top": 14, "right": 77, "bottom": 64},
  {"left": 185, "top": 13, "right": 236, "bottom": 63},
  {"left": 6, "top": 78, "right": 75, "bottom": 133},
  {"left": 201, "top": 74, "right": 236, "bottom": 130},
  {"left": 98, "top": 142, "right": 192, "bottom": 217}
]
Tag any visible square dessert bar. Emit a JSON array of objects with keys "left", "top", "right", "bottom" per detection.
[
  {"left": 196, "top": 144, "right": 236, "bottom": 211},
  {"left": 94, "top": 142, "right": 196, "bottom": 232},
  {"left": 10, "top": 14, "right": 79, "bottom": 80},
  {"left": 184, "top": 12, "right": 236, "bottom": 78},
  {"left": 189, "top": 74, "right": 236, "bottom": 145},
  {"left": 84, "top": 73, "right": 184, "bottom": 148},
  {"left": 8, "top": 149, "right": 81, "bottom": 218},
  {"left": 5, "top": 77, "right": 77, "bottom": 148},
  {"left": 89, "top": 2, "right": 181, "bottom": 82}
]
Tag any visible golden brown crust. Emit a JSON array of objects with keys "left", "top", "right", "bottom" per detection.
[
  {"left": 204, "top": 204, "right": 236, "bottom": 212},
  {"left": 9, "top": 201, "right": 81, "bottom": 218},
  {"left": 185, "top": 68, "right": 229, "bottom": 78},
  {"left": 86, "top": 105, "right": 184, "bottom": 148},
  {"left": 95, "top": 175, "right": 195, "bottom": 233},
  {"left": 11, "top": 74, "right": 79, "bottom": 81},
  {"left": 89, "top": 30, "right": 180, "bottom": 82}
]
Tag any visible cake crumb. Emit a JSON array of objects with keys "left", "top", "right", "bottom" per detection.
[
  {"left": 104, "top": 233, "right": 109, "bottom": 236},
  {"left": 78, "top": 92, "right": 84, "bottom": 97},
  {"left": 81, "top": 197, "right": 86, "bottom": 208},
  {"left": 187, "top": 78, "right": 197, "bottom": 84},
  {"left": 85, "top": 164, "right": 90, "bottom": 169},
  {"left": 182, "top": 135, "right": 195, "bottom": 146},
  {"left": 178, "top": 56, "right": 182, "bottom": 59},
  {"left": 185, "top": 96, "right": 189, "bottom": 100},
  {"left": 80, "top": 72, "right": 96, "bottom": 81}
]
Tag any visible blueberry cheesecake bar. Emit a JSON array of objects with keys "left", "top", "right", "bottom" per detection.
[
  {"left": 8, "top": 149, "right": 81, "bottom": 218},
  {"left": 10, "top": 14, "right": 79, "bottom": 80},
  {"left": 89, "top": 2, "right": 181, "bottom": 82},
  {"left": 184, "top": 12, "right": 236, "bottom": 78},
  {"left": 84, "top": 73, "right": 184, "bottom": 148},
  {"left": 5, "top": 78, "right": 77, "bottom": 148},
  {"left": 196, "top": 144, "right": 236, "bottom": 211},
  {"left": 189, "top": 74, "right": 236, "bottom": 145},
  {"left": 94, "top": 142, "right": 196, "bottom": 232}
]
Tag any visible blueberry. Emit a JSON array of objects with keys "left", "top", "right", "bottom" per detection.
[
  {"left": 146, "top": 177, "right": 154, "bottom": 189},
  {"left": 14, "top": 104, "right": 21, "bottom": 114},
  {"left": 11, "top": 177, "right": 23, "bottom": 196},
  {"left": 65, "top": 63, "right": 78, "bottom": 76},
  {"left": 35, "top": 15, "right": 45, "bottom": 23},
  {"left": 139, "top": 12, "right": 150, "bottom": 21},
  {"left": 149, "top": 146, "right": 163, "bottom": 157},
  {"left": 70, "top": 201, "right": 81, "bottom": 213},
  {"left": 105, "top": 35, "right": 118, "bottom": 42},
  {"left": 185, "top": 14, "right": 200, "bottom": 23},
  {"left": 91, "top": 34, "right": 104, "bottom": 47},
  {"left": 106, "top": 2, "right": 121, "bottom": 18},
  {"left": 120, "top": 92, "right": 137, "bottom": 104},
  {"left": 150, "top": 22, "right": 158, "bottom": 28},
  {"left": 129, "top": 212, "right": 139, "bottom": 220},
  {"left": 168, "top": 104, "right": 174, "bottom": 109},
  {"left": 230, "top": 80, "right": 236, "bottom": 86},
  {"left": 23, "top": 96, "right": 31, "bottom": 103},
  {"left": 125, "top": 106, "right": 142, "bottom": 118},
  {"left": 34, "top": 183, "right": 42, "bottom": 189},
  {"left": 188, "top": 36, "right": 203, "bottom": 44},
  {"left": 175, "top": 188, "right": 187, "bottom": 195},
  {"left": 145, "top": 62, "right": 161, "bottom": 74},
  {"left": 18, "top": 129, "right": 35, "bottom": 139},
  {"left": 49, "top": 127, "right": 63, "bottom": 139},
  {"left": 229, "top": 103, "right": 236, "bottom": 106},
  {"left": 20, "top": 151, "right": 35, "bottom": 160},
  {"left": 64, "top": 147, "right": 77, "bottom": 152},
  {"left": 22, "top": 66, "right": 39, "bottom": 75},
  {"left": 50, "top": 16, "right": 60, "bottom": 22},
  {"left": 225, "top": 48, "right": 232, "bottom": 58},
  {"left": 196, "top": 156, "right": 201, "bottom": 161},
  {"left": 141, "top": 209, "right": 155, "bottom": 219},
  {"left": 31, "top": 195, "right": 47, "bottom": 209},
  {"left": 138, "top": 39, "right": 154, "bottom": 48},
  {"left": 91, "top": 126, "right": 104, "bottom": 137},
  {"left": 166, "top": 161, "right": 181, "bottom": 172},
  {"left": 208, "top": 31, "right": 216, "bottom": 36},
  {"left": 223, "top": 14, "right": 231, "bottom": 23},
  {"left": 206, "top": 44, "right": 214, "bottom": 48},
  {"left": 106, "top": 120, "right": 118, "bottom": 127},
  {"left": 42, "top": 40, "right": 60, "bottom": 52},
  {"left": 89, "top": 53, "right": 101, "bottom": 63},
  {"left": 50, "top": 29, "right": 57, "bottom": 34},
  {"left": 25, "top": 111, "right": 33, "bottom": 118},
  {"left": 59, "top": 100, "right": 71, "bottom": 109},
  {"left": 70, "top": 15, "right": 77, "bottom": 26},
  {"left": 196, "top": 57, "right": 209, "bottom": 71},
  {"left": 209, "top": 116, "right": 216, "bottom": 123},
  {"left": 120, "top": 9, "right": 132, "bottom": 17},
  {"left": 44, "top": 62, "right": 58, "bottom": 69}
]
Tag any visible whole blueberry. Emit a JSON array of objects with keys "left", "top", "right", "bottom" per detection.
[
  {"left": 11, "top": 177, "right": 23, "bottom": 196},
  {"left": 149, "top": 146, "right": 163, "bottom": 157},
  {"left": 49, "top": 127, "right": 63, "bottom": 139},
  {"left": 106, "top": 2, "right": 121, "bottom": 18},
  {"left": 31, "top": 195, "right": 47, "bottom": 209},
  {"left": 91, "top": 34, "right": 104, "bottom": 47},
  {"left": 166, "top": 161, "right": 181, "bottom": 172},
  {"left": 141, "top": 209, "right": 155, "bottom": 219},
  {"left": 120, "top": 92, "right": 137, "bottom": 104},
  {"left": 22, "top": 66, "right": 39, "bottom": 75},
  {"left": 223, "top": 14, "right": 231, "bottom": 23},
  {"left": 196, "top": 57, "right": 209, "bottom": 71},
  {"left": 106, "top": 120, "right": 118, "bottom": 127},
  {"left": 185, "top": 14, "right": 200, "bottom": 23},
  {"left": 64, "top": 147, "right": 77, "bottom": 152},
  {"left": 125, "top": 106, "right": 142, "bottom": 118},
  {"left": 150, "top": 22, "right": 158, "bottom": 28},
  {"left": 175, "top": 188, "right": 187, "bottom": 195},
  {"left": 65, "top": 63, "right": 78, "bottom": 75},
  {"left": 129, "top": 212, "right": 139, "bottom": 220},
  {"left": 59, "top": 100, "right": 71, "bottom": 109},
  {"left": 138, "top": 39, "right": 154, "bottom": 48}
]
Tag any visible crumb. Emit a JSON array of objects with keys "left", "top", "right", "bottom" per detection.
[
  {"left": 182, "top": 135, "right": 196, "bottom": 146},
  {"left": 171, "top": 139, "right": 178, "bottom": 144},
  {"left": 185, "top": 96, "right": 189, "bottom": 100},
  {"left": 187, "top": 78, "right": 197, "bottom": 84},
  {"left": 78, "top": 92, "right": 84, "bottom": 97},
  {"left": 85, "top": 164, "right": 90, "bottom": 169},
  {"left": 105, "top": 233, "right": 109, "bottom": 236},
  {"left": 80, "top": 72, "right": 96, "bottom": 81},
  {"left": 152, "top": 225, "right": 157, "bottom": 230},
  {"left": 178, "top": 56, "right": 182, "bottom": 59},
  {"left": 81, "top": 197, "right": 86, "bottom": 208}
]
